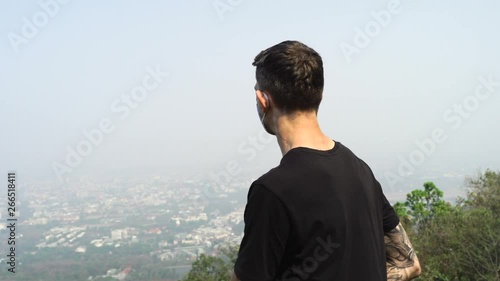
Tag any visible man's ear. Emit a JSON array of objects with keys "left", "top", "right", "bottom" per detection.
[{"left": 256, "top": 90, "right": 270, "bottom": 111}]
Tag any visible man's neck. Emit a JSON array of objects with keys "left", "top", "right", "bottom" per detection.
[{"left": 274, "top": 112, "right": 335, "bottom": 156}]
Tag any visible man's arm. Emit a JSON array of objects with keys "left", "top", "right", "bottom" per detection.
[
  {"left": 231, "top": 184, "right": 289, "bottom": 281},
  {"left": 385, "top": 223, "right": 422, "bottom": 280}
]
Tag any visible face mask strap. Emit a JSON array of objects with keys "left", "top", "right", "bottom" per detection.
[{"left": 260, "top": 93, "right": 269, "bottom": 124}]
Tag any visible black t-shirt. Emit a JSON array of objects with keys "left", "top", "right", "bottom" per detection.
[{"left": 234, "top": 141, "right": 399, "bottom": 281}]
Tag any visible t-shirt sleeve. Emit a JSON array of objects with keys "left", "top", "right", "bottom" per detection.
[
  {"left": 379, "top": 182, "right": 400, "bottom": 233},
  {"left": 234, "top": 183, "right": 289, "bottom": 281}
]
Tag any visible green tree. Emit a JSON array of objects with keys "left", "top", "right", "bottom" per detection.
[
  {"left": 219, "top": 244, "right": 239, "bottom": 265},
  {"left": 182, "top": 245, "right": 239, "bottom": 281},
  {"left": 459, "top": 207, "right": 499, "bottom": 281},
  {"left": 400, "top": 171, "right": 500, "bottom": 281},
  {"left": 404, "top": 182, "right": 452, "bottom": 227},
  {"left": 414, "top": 205, "right": 466, "bottom": 280},
  {"left": 466, "top": 169, "right": 500, "bottom": 214},
  {"left": 460, "top": 170, "right": 500, "bottom": 281},
  {"left": 182, "top": 254, "right": 230, "bottom": 281},
  {"left": 393, "top": 201, "right": 412, "bottom": 227}
]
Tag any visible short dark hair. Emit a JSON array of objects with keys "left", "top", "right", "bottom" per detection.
[{"left": 253, "top": 40, "right": 324, "bottom": 113}]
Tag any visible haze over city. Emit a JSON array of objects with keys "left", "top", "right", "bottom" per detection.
[{"left": 1, "top": 0, "right": 499, "bottom": 195}]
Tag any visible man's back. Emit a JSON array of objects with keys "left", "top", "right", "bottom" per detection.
[
  {"left": 231, "top": 40, "right": 420, "bottom": 281},
  {"left": 234, "top": 141, "right": 399, "bottom": 280}
]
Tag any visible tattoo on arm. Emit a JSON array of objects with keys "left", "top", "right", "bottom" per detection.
[{"left": 385, "top": 223, "right": 419, "bottom": 281}]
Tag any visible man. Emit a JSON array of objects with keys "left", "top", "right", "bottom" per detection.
[{"left": 230, "top": 41, "right": 421, "bottom": 281}]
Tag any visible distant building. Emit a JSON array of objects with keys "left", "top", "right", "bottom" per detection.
[
  {"left": 75, "top": 246, "right": 86, "bottom": 253},
  {"left": 111, "top": 229, "right": 127, "bottom": 240}
]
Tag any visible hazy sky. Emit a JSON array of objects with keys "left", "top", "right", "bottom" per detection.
[{"left": 1, "top": 0, "right": 499, "bottom": 188}]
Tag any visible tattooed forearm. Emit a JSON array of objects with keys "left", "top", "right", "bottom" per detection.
[{"left": 385, "top": 223, "right": 421, "bottom": 280}]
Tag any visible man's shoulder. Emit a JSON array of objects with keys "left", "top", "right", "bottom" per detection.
[
  {"left": 247, "top": 165, "right": 295, "bottom": 200},
  {"left": 253, "top": 166, "right": 284, "bottom": 189},
  {"left": 332, "top": 141, "right": 377, "bottom": 175}
]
